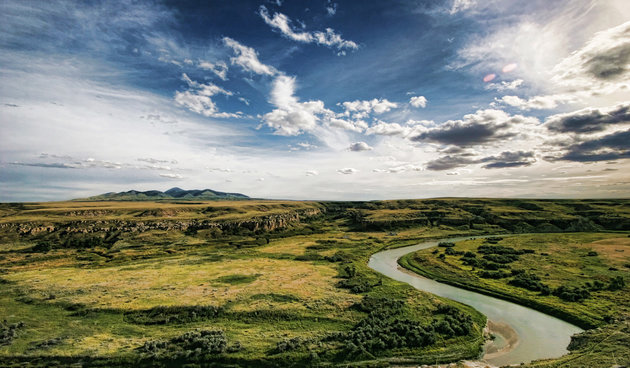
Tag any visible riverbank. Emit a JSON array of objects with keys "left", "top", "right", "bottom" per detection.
[{"left": 398, "top": 233, "right": 630, "bottom": 330}]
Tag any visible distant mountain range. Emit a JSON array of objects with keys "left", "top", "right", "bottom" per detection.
[{"left": 80, "top": 187, "right": 249, "bottom": 201}]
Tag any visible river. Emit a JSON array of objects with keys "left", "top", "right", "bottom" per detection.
[{"left": 368, "top": 236, "right": 583, "bottom": 367}]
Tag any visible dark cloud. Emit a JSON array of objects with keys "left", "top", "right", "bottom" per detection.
[
  {"left": 480, "top": 151, "right": 536, "bottom": 169},
  {"left": 426, "top": 150, "right": 536, "bottom": 171},
  {"left": 585, "top": 43, "right": 630, "bottom": 80},
  {"left": 545, "top": 103, "right": 630, "bottom": 134},
  {"left": 555, "top": 129, "right": 630, "bottom": 162},
  {"left": 412, "top": 122, "right": 515, "bottom": 146},
  {"left": 425, "top": 154, "right": 477, "bottom": 171}
]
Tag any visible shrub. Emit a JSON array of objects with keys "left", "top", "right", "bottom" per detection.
[
  {"left": 438, "top": 242, "right": 455, "bottom": 248},
  {"left": 139, "top": 330, "right": 229, "bottom": 359},
  {"left": 553, "top": 286, "right": 590, "bottom": 302},
  {"left": 608, "top": 276, "right": 625, "bottom": 291},
  {"left": 1, "top": 321, "right": 25, "bottom": 346},
  {"left": 509, "top": 273, "right": 550, "bottom": 294}
]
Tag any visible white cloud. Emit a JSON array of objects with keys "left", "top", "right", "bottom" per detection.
[
  {"left": 348, "top": 142, "right": 373, "bottom": 151},
  {"left": 223, "top": 37, "right": 277, "bottom": 76},
  {"left": 160, "top": 173, "right": 183, "bottom": 179},
  {"left": 409, "top": 95, "right": 427, "bottom": 108},
  {"left": 341, "top": 98, "right": 398, "bottom": 117},
  {"left": 496, "top": 94, "right": 574, "bottom": 110},
  {"left": 449, "top": 0, "right": 476, "bottom": 14},
  {"left": 198, "top": 60, "right": 228, "bottom": 80},
  {"left": 259, "top": 6, "right": 358, "bottom": 51},
  {"left": 337, "top": 168, "right": 358, "bottom": 174},
  {"left": 174, "top": 74, "right": 239, "bottom": 118},
  {"left": 326, "top": 3, "right": 337, "bottom": 16},
  {"left": 485, "top": 79, "right": 523, "bottom": 92},
  {"left": 365, "top": 121, "right": 410, "bottom": 136},
  {"left": 305, "top": 170, "right": 319, "bottom": 176}
]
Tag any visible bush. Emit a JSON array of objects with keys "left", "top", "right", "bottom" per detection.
[
  {"left": 509, "top": 273, "right": 550, "bottom": 295},
  {"left": 1, "top": 321, "right": 25, "bottom": 346},
  {"left": 438, "top": 242, "right": 455, "bottom": 248},
  {"left": 139, "top": 330, "right": 229, "bottom": 359},
  {"left": 608, "top": 276, "right": 625, "bottom": 291},
  {"left": 124, "top": 305, "right": 223, "bottom": 325},
  {"left": 275, "top": 337, "right": 307, "bottom": 353},
  {"left": 553, "top": 286, "right": 590, "bottom": 302}
]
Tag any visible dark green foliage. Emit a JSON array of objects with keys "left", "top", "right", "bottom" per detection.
[
  {"left": 463, "top": 251, "right": 476, "bottom": 258},
  {"left": 139, "top": 330, "right": 228, "bottom": 359},
  {"left": 325, "top": 250, "right": 353, "bottom": 263},
  {"left": 608, "top": 276, "right": 625, "bottom": 291},
  {"left": 124, "top": 305, "right": 223, "bottom": 325},
  {"left": 275, "top": 337, "right": 308, "bottom": 353},
  {"left": 553, "top": 286, "right": 590, "bottom": 302},
  {"left": 337, "top": 277, "right": 376, "bottom": 293},
  {"left": 509, "top": 273, "right": 550, "bottom": 295},
  {"left": 338, "top": 297, "right": 474, "bottom": 356},
  {"left": 438, "top": 242, "right": 455, "bottom": 248},
  {"left": 1, "top": 320, "right": 24, "bottom": 346},
  {"left": 478, "top": 270, "right": 510, "bottom": 279},
  {"left": 587, "top": 251, "right": 598, "bottom": 256},
  {"left": 477, "top": 244, "right": 523, "bottom": 255},
  {"left": 27, "top": 337, "right": 64, "bottom": 351},
  {"left": 482, "top": 253, "right": 519, "bottom": 264},
  {"left": 215, "top": 274, "right": 260, "bottom": 285},
  {"left": 31, "top": 241, "right": 52, "bottom": 253},
  {"left": 294, "top": 253, "right": 325, "bottom": 261}
]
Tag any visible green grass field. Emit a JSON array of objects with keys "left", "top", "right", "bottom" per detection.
[{"left": 1, "top": 198, "right": 629, "bottom": 367}]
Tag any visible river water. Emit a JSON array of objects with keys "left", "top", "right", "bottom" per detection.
[{"left": 368, "top": 236, "right": 583, "bottom": 366}]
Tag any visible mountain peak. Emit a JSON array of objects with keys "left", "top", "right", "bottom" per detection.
[{"left": 79, "top": 188, "right": 249, "bottom": 201}]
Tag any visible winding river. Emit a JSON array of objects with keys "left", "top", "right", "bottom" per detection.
[{"left": 368, "top": 236, "right": 583, "bottom": 367}]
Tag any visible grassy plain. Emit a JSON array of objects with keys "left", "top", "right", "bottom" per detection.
[{"left": 1, "top": 198, "right": 629, "bottom": 367}]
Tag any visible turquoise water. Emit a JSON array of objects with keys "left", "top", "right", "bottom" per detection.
[{"left": 368, "top": 236, "right": 583, "bottom": 366}]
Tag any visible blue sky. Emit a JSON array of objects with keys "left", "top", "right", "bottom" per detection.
[{"left": 1, "top": 0, "right": 630, "bottom": 201}]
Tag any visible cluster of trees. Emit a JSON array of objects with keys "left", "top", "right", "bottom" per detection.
[
  {"left": 336, "top": 265, "right": 382, "bottom": 294},
  {"left": 508, "top": 272, "right": 551, "bottom": 295},
  {"left": 140, "top": 330, "right": 241, "bottom": 359},
  {"left": 30, "top": 231, "right": 121, "bottom": 253},
  {"left": 275, "top": 337, "right": 310, "bottom": 353},
  {"left": 124, "top": 305, "right": 223, "bottom": 325},
  {"left": 552, "top": 285, "right": 590, "bottom": 302},
  {"left": 338, "top": 297, "right": 474, "bottom": 356},
  {"left": 0, "top": 320, "right": 24, "bottom": 346}
]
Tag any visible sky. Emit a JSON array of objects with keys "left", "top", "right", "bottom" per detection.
[{"left": 1, "top": 0, "right": 630, "bottom": 201}]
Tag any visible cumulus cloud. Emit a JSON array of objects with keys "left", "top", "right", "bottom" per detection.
[
  {"left": 261, "top": 75, "right": 325, "bottom": 135},
  {"left": 545, "top": 102, "right": 630, "bottom": 134},
  {"left": 223, "top": 37, "right": 277, "bottom": 76},
  {"left": 341, "top": 98, "right": 398, "bottom": 117},
  {"left": 552, "top": 21, "right": 630, "bottom": 88},
  {"left": 305, "top": 170, "right": 319, "bottom": 176},
  {"left": 425, "top": 150, "right": 536, "bottom": 171},
  {"left": 348, "top": 142, "right": 373, "bottom": 151},
  {"left": 480, "top": 151, "right": 536, "bottom": 169},
  {"left": 496, "top": 94, "right": 574, "bottom": 110},
  {"left": 411, "top": 109, "right": 539, "bottom": 147},
  {"left": 425, "top": 154, "right": 478, "bottom": 171},
  {"left": 337, "top": 167, "right": 358, "bottom": 174},
  {"left": 259, "top": 6, "right": 358, "bottom": 51},
  {"left": 409, "top": 95, "right": 427, "bottom": 108},
  {"left": 174, "top": 73, "right": 239, "bottom": 118},
  {"left": 198, "top": 60, "right": 228, "bottom": 80},
  {"left": 365, "top": 121, "right": 410, "bottom": 136}
]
